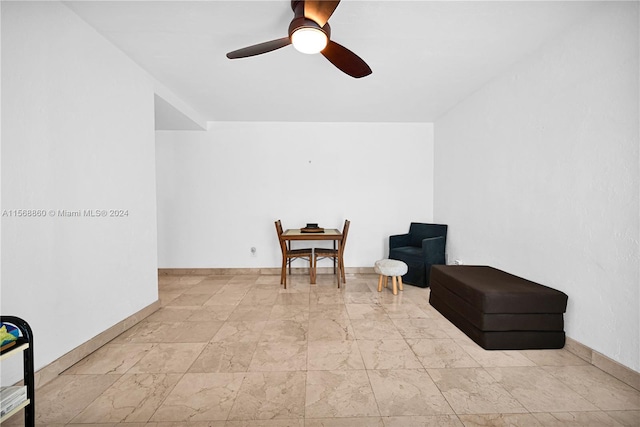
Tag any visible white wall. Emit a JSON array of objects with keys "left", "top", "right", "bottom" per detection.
[
  {"left": 1, "top": 2, "right": 158, "bottom": 383},
  {"left": 434, "top": 3, "right": 639, "bottom": 371},
  {"left": 0, "top": 2, "right": 3, "bottom": 332},
  {"left": 156, "top": 122, "right": 434, "bottom": 269}
]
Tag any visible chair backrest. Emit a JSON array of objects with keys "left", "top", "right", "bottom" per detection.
[
  {"left": 274, "top": 220, "right": 287, "bottom": 255},
  {"left": 339, "top": 219, "right": 351, "bottom": 258},
  {"left": 408, "top": 222, "right": 448, "bottom": 247}
]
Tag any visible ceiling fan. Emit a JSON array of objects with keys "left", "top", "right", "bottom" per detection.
[{"left": 226, "top": 0, "right": 372, "bottom": 78}]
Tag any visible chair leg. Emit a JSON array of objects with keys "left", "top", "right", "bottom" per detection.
[
  {"left": 392, "top": 276, "right": 398, "bottom": 295},
  {"left": 340, "top": 257, "right": 346, "bottom": 283},
  {"left": 398, "top": 276, "right": 404, "bottom": 291},
  {"left": 280, "top": 258, "right": 286, "bottom": 286},
  {"left": 311, "top": 254, "right": 317, "bottom": 285},
  {"left": 282, "top": 258, "right": 288, "bottom": 289},
  {"left": 336, "top": 257, "right": 341, "bottom": 288},
  {"left": 377, "top": 275, "right": 383, "bottom": 292}
]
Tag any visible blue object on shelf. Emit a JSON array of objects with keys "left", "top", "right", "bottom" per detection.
[{"left": 0, "top": 323, "right": 20, "bottom": 347}]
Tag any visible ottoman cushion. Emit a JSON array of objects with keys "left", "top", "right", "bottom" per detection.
[
  {"left": 374, "top": 259, "right": 408, "bottom": 276},
  {"left": 431, "top": 266, "right": 568, "bottom": 314}
]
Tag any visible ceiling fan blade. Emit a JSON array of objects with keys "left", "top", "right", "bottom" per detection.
[
  {"left": 304, "top": 1, "right": 340, "bottom": 27},
  {"left": 321, "top": 40, "right": 372, "bottom": 78},
  {"left": 226, "top": 37, "right": 291, "bottom": 59}
]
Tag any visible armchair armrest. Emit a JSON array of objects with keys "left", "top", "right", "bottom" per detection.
[
  {"left": 422, "top": 236, "right": 446, "bottom": 265},
  {"left": 389, "top": 233, "right": 411, "bottom": 250}
]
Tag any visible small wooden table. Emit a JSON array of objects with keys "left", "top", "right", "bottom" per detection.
[{"left": 282, "top": 228, "right": 343, "bottom": 284}]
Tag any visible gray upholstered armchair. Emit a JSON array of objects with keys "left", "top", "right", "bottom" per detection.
[{"left": 389, "top": 222, "right": 447, "bottom": 287}]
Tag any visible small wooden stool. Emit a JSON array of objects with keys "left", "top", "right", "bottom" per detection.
[{"left": 374, "top": 259, "right": 408, "bottom": 295}]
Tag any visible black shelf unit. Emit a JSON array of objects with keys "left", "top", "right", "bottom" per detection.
[{"left": 0, "top": 316, "right": 35, "bottom": 427}]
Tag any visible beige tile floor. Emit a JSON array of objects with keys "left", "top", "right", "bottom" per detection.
[{"left": 6, "top": 272, "right": 640, "bottom": 426}]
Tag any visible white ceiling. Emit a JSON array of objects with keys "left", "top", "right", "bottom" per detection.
[{"left": 64, "top": 0, "right": 601, "bottom": 124}]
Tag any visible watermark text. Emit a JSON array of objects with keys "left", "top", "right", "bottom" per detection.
[{"left": 2, "top": 209, "right": 129, "bottom": 218}]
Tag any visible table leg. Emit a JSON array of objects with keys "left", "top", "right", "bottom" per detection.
[
  {"left": 311, "top": 249, "right": 316, "bottom": 284},
  {"left": 333, "top": 240, "right": 336, "bottom": 274}
]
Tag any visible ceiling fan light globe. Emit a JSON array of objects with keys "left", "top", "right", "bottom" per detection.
[{"left": 291, "top": 27, "right": 328, "bottom": 54}]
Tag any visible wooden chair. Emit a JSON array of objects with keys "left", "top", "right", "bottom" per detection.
[
  {"left": 314, "top": 219, "right": 350, "bottom": 287},
  {"left": 275, "top": 220, "right": 313, "bottom": 289}
]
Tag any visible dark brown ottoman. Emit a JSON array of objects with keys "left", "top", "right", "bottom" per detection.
[{"left": 429, "top": 265, "right": 568, "bottom": 350}]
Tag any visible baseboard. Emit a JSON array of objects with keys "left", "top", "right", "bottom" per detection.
[
  {"left": 33, "top": 299, "right": 160, "bottom": 388},
  {"left": 158, "top": 267, "right": 376, "bottom": 276},
  {"left": 564, "top": 336, "right": 639, "bottom": 391}
]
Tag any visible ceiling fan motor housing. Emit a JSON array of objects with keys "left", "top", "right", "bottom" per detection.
[{"left": 288, "top": 0, "right": 331, "bottom": 40}]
